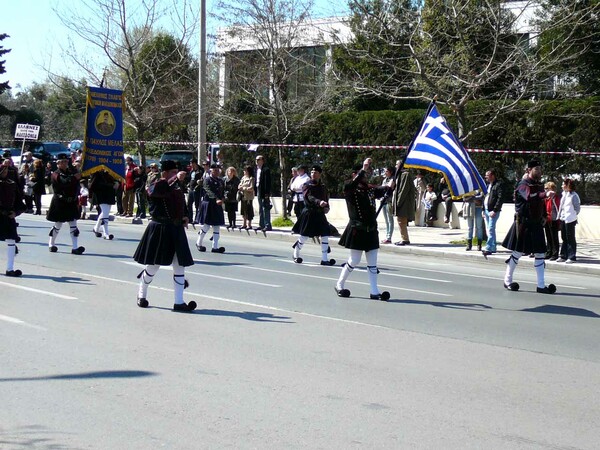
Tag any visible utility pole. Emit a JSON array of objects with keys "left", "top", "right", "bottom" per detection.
[{"left": 197, "top": 0, "right": 207, "bottom": 162}]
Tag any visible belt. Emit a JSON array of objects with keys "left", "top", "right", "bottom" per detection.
[{"left": 151, "top": 216, "right": 183, "bottom": 225}]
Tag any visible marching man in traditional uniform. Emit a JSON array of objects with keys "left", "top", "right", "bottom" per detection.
[
  {"left": 195, "top": 163, "right": 226, "bottom": 253},
  {"left": 0, "top": 154, "right": 26, "bottom": 276},
  {"left": 291, "top": 165, "right": 336, "bottom": 265},
  {"left": 89, "top": 170, "right": 119, "bottom": 240},
  {"left": 47, "top": 154, "right": 85, "bottom": 254},
  {"left": 501, "top": 160, "right": 556, "bottom": 294},
  {"left": 133, "top": 160, "right": 196, "bottom": 312},
  {"left": 335, "top": 158, "right": 392, "bottom": 300}
]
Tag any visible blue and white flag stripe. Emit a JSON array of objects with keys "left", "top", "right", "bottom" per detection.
[{"left": 404, "top": 104, "right": 487, "bottom": 198}]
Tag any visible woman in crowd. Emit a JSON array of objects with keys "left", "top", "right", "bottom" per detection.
[
  {"left": 543, "top": 181, "right": 561, "bottom": 261},
  {"left": 380, "top": 166, "right": 395, "bottom": 244},
  {"left": 224, "top": 166, "right": 240, "bottom": 229},
  {"left": 462, "top": 189, "right": 484, "bottom": 251},
  {"left": 557, "top": 178, "right": 581, "bottom": 263},
  {"left": 238, "top": 166, "right": 255, "bottom": 230}
]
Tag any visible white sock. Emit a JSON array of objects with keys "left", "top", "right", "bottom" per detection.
[
  {"left": 173, "top": 256, "right": 185, "bottom": 304},
  {"left": 293, "top": 236, "right": 307, "bottom": 259},
  {"left": 196, "top": 224, "right": 210, "bottom": 247},
  {"left": 366, "top": 249, "right": 380, "bottom": 295},
  {"left": 49, "top": 223, "right": 61, "bottom": 247},
  {"left": 138, "top": 266, "right": 158, "bottom": 299},
  {"left": 212, "top": 226, "right": 220, "bottom": 249},
  {"left": 504, "top": 251, "right": 521, "bottom": 285},
  {"left": 321, "top": 237, "right": 329, "bottom": 262},
  {"left": 6, "top": 239, "right": 16, "bottom": 271},
  {"left": 534, "top": 254, "right": 545, "bottom": 288},
  {"left": 69, "top": 221, "right": 79, "bottom": 249}
]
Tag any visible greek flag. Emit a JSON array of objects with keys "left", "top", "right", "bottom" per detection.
[{"left": 404, "top": 104, "right": 487, "bottom": 198}]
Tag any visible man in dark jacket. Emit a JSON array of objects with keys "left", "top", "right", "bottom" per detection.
[
  {"left": 254, "top": 155, "right": 272, "bottom": 231},
  {"left": 482, "top": 168, "right": 504, "bottom": 256}
]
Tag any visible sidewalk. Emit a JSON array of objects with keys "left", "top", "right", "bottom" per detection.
[{"left": 40, "top": 195, "right": 600, "bottom": 275}]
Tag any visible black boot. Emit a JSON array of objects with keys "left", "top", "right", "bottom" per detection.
[
  {"left": 476, "top": 239, "right": 482, "bottom": 252},
  {"left": 466, "top": 239, "right": 472, "bottom": 251}
]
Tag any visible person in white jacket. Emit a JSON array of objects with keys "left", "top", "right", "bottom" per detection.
[{"left": 557, "top": 178, "right": 581, "bottom": 263}]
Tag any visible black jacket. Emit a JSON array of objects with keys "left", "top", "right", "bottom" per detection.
[
  {"left": 485, "top": 180, "right": 504, "bottom": 212},
  {"left": 254, "top": 165, "right": 272, "bottom": 199}
]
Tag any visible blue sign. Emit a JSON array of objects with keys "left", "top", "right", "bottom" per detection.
[{"left": 82, "top": 86, "right": 125, "bottom": 182}]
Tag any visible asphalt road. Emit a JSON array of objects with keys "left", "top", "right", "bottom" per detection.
[{"left": 1, "top": 215, "right": 599, "bottom": 449}]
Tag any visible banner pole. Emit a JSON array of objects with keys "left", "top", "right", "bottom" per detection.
[{"left": 18, "top": 138, "right": 26, "bottom": 170}]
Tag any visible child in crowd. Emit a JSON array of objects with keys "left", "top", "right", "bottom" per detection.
[{"left": 423, "top": 183, "right": 437, "bottom": 227}]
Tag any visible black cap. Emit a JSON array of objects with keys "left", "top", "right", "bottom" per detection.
[
  {"left": 2, "top": 150, "right": 10, "bottom": 158},
  {"left": 56, "top": 153, "right": 69, "bottom": 161},
  {"left": 210, "top": 163, "right": 219, "bottom": 169},
  {"left": 527, "top": 160, "right": 541, "bottom": 169},
  {"left": 161, "top": 160, "right": 177, "bottom": 171},
  {"left": 311, "top": 164, "right": 323, "bottom": 173}
]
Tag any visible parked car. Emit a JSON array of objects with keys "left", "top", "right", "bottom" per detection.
[
  {"left": 29, "top": 141, "right": 69, "bottom": 169},
  {"left": 159, "top": 150, "right": 195, "bottom": 171},
  {"left": 1, "top": 147, "right": 22, "bottom": 166}
]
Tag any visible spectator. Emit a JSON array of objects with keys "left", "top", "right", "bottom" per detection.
[
  {"left": 289, "top": 165, "right": 310, "bottom": 218},
  {"left": 254, "top": 155, "right": 272, "bottom": 231},
  {"left": 122, "top": 156, "right": 137, "bottom": 217},
  {"left": 20, "top": 163, "right": 34, "bottom": 213},
  {"left": 423, "top": 183, "right": 437, "bottom": 227},
  {"left": 481, "top": 168, "right": 504, "bottom": 256},
  {"left": 544, "top": 181, "right": 561, "bottom": 260},
  {"left": 45, "top": 162, "right": 53, "bottom": 194},
  {"left": 414, "top": 170, "right": 427, "bottom": 226},
  {"left": 78, "top": 179, "right": 89, "bottom": 220},
  {"left": 392, "top": 166, "right": 415, "bottom": 246},
  {"left": 462, "top": 190, "right": 484, "bottom": 251},
  {"left": 187, "top": 159, "right": 203, "bottom": 221},
  {"left": 557, "top": 178, "right": 581, "bottom": 263},
  {"left": 238, "top": 166, "right": 255, "bottom": 230},
  {"left": 439, "top": 176, "right": 453, "bottom": 226},
  {"left": 380, "top": 166, "right": 395, "bottom": 244},
  {"left": 134, "top": 165, "right": 148, "bottom": 219},
  {"left": 286, "top": 167, "right": 298, "bottom": 216},
  {"left": 224, "top": 166, "right": 240, "bottom": 229}
]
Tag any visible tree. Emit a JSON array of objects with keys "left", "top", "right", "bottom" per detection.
[
  {"left": 54, "top": 0, "right": 199, "bottom": 164},
  {"left": 536, "top": 0, "right": 600, "bottom": 96},
  {"left": 216, "top": 0, "right": 340, "bottom": 217},
  {"left": 0, "top": 33, "right": 11, "bottom": 117},
  {"left": 335, "top": 0, "right": 600, "bottom": 140}
]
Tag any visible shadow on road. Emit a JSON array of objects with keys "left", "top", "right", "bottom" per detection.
[
  {"left": 150, "top": 306, "right": 293, "bottom": 322},
  {"left": 520, "top": 304, "right": 600, "bottom": 318},
  {"left": 386, "top": 299, "right": 492, "bottom": 310},
  {"left": 20, "top": 274, "right": 94, "bottom": 285},
  {"left": 0, "top": 370, "right": 157, "bottom": 382},
  {"left": 0, "top": 424, "right": 76, "bottom": 450}
]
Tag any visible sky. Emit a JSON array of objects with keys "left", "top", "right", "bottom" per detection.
[{"left": 1, "top": 0, "right": 349, "bottom": 93}]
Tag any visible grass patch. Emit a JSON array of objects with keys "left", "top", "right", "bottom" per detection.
[
  {"left": 450, "top": 239, "right": 487, "bottom": 246},
  {"left": 272, "top": 217, "right": 294, "bottom": 227}
]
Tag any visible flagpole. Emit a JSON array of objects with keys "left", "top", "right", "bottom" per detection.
[{"left": 376, "top": 97, "right": 438, "bottom": 218}]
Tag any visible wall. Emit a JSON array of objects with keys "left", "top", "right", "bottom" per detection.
[{"left": 266, "top": 197, "right": 600, "bottom": 241}]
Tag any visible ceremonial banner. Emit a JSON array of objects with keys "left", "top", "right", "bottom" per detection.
[
  {"left": 82, "top": 86, "right": 125, "bottom": 181},
  {"left": 404, "top": 103, "right": 487, "bottom": 198}
]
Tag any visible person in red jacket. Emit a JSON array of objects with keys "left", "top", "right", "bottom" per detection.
[
  {"left": 122, "top": 156, "right": 137, "bottom": 217},
  {"left": 543, "top": 181, "right": 561, "bottom": 261}
]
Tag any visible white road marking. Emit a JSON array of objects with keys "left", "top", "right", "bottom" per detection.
[
  {"left": 227, "top": 265, "right": 452, "bottom": 297},
  {"left": 0, "top": 280, "right": 78, "bottom": 300},
  {"left": 0, "top": 314, "right": 46, "bottom": 331},
  {"left": 276, "top": 259, "right": 452, "bottom": 283},
  {"left": 380, "top": 263, "right": 586, "bottom": 290},
  {"left": 119, "top": 261, "right": 282, "bottom": 288}
]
